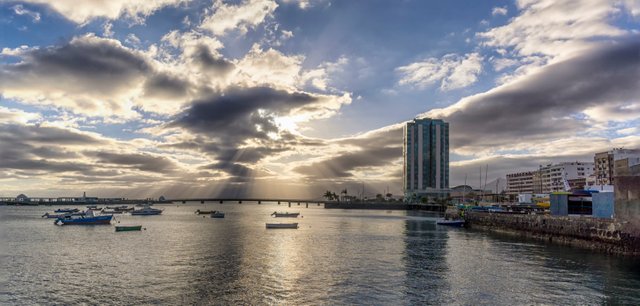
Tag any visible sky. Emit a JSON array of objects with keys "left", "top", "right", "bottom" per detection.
[{"left": 0, "top": 0, "right": 639, "bottom": 199}]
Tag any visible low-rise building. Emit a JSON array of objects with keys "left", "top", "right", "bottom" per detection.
[
  {"left": 595, "top": 148, "right": 640, "bottom": 185},
  {"left": 506, "top": 171, "right": 534, "bottom": 195},
  {"left": 539, "top": 162, "right": 594, "bottom": 193}
]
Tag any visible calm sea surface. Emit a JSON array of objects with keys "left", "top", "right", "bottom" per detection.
[{"left": 1, "top": 203, "right": 639, "bottom": 305}]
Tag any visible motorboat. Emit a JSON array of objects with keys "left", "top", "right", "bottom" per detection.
[
  {"left": 131, "top": 205, "right": 162, "bottom": 216},
  {"left": 101, "top": 209, "right": 124, "bottom": 214},
  {"left": 55, "top": 208, "right": 79, "bottom": 213},
  {"left": 266, "top": 223, "right": 298, "bottom": 229},
  {"left": 271, "top": 212, "right": 300, "bottom": 218},
  {"left": 54, "top": 210, "right": 112, "bottom": 225},
  {"left": 115, "top": 225, "right": 142, "bottom": 232},
  {"left": 436, "top": 219, "right": 465, "bottom": 227},
  {"left": 210, "top": 211, "right": 225, "bottom": 218}
]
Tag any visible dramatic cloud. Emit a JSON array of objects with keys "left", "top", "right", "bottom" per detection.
[
  {"left": 0, "top": 34, "right": 199, "bottom": 117},
  {"left": 294, "top": 125, "right": 403, "bottom": 179},
  {"left": 426, "top": 37, "right": 640, "bottom": 154},
  {"left": 15, "top": 0, "right": 188, "bottom": 23},
  {"left": 200, "top": 0, "right": 278, "bottom": 36},
  {"left": 397, "top": 53, "right": 483, "bottom": 91}
]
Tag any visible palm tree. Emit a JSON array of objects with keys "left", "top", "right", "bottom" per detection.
[{"left": 323, "top": 190, "right": 334, "bottom": 201}]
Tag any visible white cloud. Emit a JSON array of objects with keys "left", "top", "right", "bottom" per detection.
[
  {"left": 200, "top": 0, "right": 278, "bottom": 36},
  {"left": 492, "top": 57, "right": 519, "bottom": 71},
  {"left": 103, "top": 22, "right": 114, "bottom": 37},
  {"left": 618, "top": 127, "right": 639, "bottom": 135},
  {"left": 478, "top": 0, "right": 628, "bottom": 60},
  {"left": 16, "top": 0, "right": 188, "bottom": 24},
  {"left": 397, "top": 53, "right": 483, "bottom": 91},
  {"left": 12, "top": 4, "right": 41, "bottom": 22},
  {"left": 492, "top": 6, "right": 508, "bottom": 16}
]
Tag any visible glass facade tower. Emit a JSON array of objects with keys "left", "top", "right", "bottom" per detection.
[{"left": 403, "top": 118, "right": 449, "bottom": 199}]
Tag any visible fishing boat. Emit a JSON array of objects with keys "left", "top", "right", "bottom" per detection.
[
  {"left": 54, "top": 211, "right": 112, "bottom": 225},
  {"left": 271, "top": 212, "right": 300, "bottom": 218},
  {"left": 131, "top": 205, "right": 162, "bottom": 216},
  {"left": 266, "top": 223, "right": 298, "bottom": 229},
  {"left": 210, "top": 211, "right": 225, "bottom": 218},
  {"left": 115, "top": 225, "right": 142, "bottom": 232},
  {"left": 436, "top": 219, "right": 465, "bottom": 227},
  {"left": 55, "top": 208, "right": 79, "bottom": 213}
]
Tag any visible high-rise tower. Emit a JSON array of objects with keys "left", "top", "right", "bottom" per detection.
[{"left": 403, "top": 118, "right": 449, "bottom": 200}]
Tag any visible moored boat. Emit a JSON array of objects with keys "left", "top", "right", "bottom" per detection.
[
  {"left": 55, "top": 208, "right": 79, "bottom": 213},
  {"left": 131, "top": 205, "right": 162, "bottom": 216},
  {"left": 436, "top": 219, "right": 465, "bottom": 227},
  {"left": 210, "top": 211, "right": 225, "bottom": 218},
  {"left": 271, "top": 212, "right": 300, "bottom": 218},
  {"left": 115, "top": 225, "right": 142, "bottom": 232},
  {"left": 54, "top": 211, "right": 112, "bottom": 225},
  {"left": 195, "top": 209, "right": 213, "bottom": 215},
  {"left": 266, "top": 223, "right": 298, "bottom": 229},
  {"left": 101, "top": 209, "right": 124, "bottom": 214}
]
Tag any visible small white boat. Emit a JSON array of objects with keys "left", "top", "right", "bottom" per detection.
[
  {"left": 131, "top": 205, "right": 163, "bottom": 216},
  {"left": 266, "top": 223, "right": 298, "bottom": 229},
  {"left": 271, "top": 212, "right": 300, "bottom": 218}
]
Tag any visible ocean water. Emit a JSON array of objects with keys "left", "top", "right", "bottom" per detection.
[{"left": 1, "top": 203, "right": 639, "bottom": 305}]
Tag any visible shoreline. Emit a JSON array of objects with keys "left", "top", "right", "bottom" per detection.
[{"left": 464, "top": 212, "right": 640, "bottom": 257}]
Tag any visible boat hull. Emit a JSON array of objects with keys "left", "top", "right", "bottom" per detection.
[
  {"left": 266, "top": 223, "right": 298, "bottom": 229},
  {"left": 115, "top": 225, "right": 142, "bottom": 232},
  {"left": 272, "top": 213, "right": 300, "bottom": 218},
  {"left": 131, "top": 211, "right": 162, "bottom": 215},
  {"left": 55, "top": 215, "right": 113, "bottom": 225},
  {"left": 436, "top": 219, "right": 465, "bottom": 227}
]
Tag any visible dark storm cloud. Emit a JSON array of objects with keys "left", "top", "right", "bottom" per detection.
[
  {"left": 143, "top": 73, "right": 190, "bottom": 99},
  {"left": 0, "top": 35, "right": 151, "bottom": 95},
  {"left": 0, "top": 123, "right": 102, "bottom": 173},
  {"left": 192, "top": 44, "right": 235, "bottom": 74},
  {"left": 172, "top": 86, "right": 317, "bottom": 137},
  {"left": 294, "top": 127, "right": 403, "bottom": 179},
  {"left": 0, "top": 124, "right": 105, "bottom": 145},
  {"left": 294, "top": 146, "right": 401, "bottom": 178},
  {"left": 89, "top": 152, "right": 178, "bottom": 173},
  {"left": 168, "top": 86, "right": 320, "bottom": 178},
  {"left": 433, "top": 37, "right": 640, "bottom": 151}
]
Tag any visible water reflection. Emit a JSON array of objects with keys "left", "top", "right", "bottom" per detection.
[{"left": 1, "top": 205, "right": 639, "bottom": 305}]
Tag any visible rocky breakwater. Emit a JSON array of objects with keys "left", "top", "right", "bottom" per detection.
[{"left": 464, "top": 212, "right": 640, "bottom": 256}]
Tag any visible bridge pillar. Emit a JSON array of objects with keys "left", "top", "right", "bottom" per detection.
[
  {"left": 317, "top": 203, "right": 320, "bottom": 206},
  {"left": 278, "top": 201, "right": 281, "bottom": 205},
  {"left": 288, "top": 202, "right": 291, "bottom": 207},
  {"left": 238, "top": 200, "right": 242, "bottom": 204},
  {"left": 201, "top": 200, "right": 204, "bottom": 204},
  {"left": 219, "top": 200, "right": 223, "bottom": 204},
  {"left": 258, "top": 201, "right": 261, "bottom": 204},
  {"left": 297, "top": 202, "right": 300, "bottom": 205},
  {"left": 182, "top": 201, "right": 186, "bottom": 204},
  {"left": 306, "top": 203, "right": 308, "bottom": 208}
]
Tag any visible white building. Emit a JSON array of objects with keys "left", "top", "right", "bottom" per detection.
[
  {"left": 540, "top": 162, "right": 594, "bottom": 192},
  {"left": 506, "top": 171, "right": 534, "bottom": 195}
]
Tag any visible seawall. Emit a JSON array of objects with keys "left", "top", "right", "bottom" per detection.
[{"left": 465, "top": 212, "right": 640, "bottom": 256}]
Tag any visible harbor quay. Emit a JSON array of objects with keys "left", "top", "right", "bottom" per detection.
[{"left": 463, "top": 211, "right": 640, "bottom": 256}]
